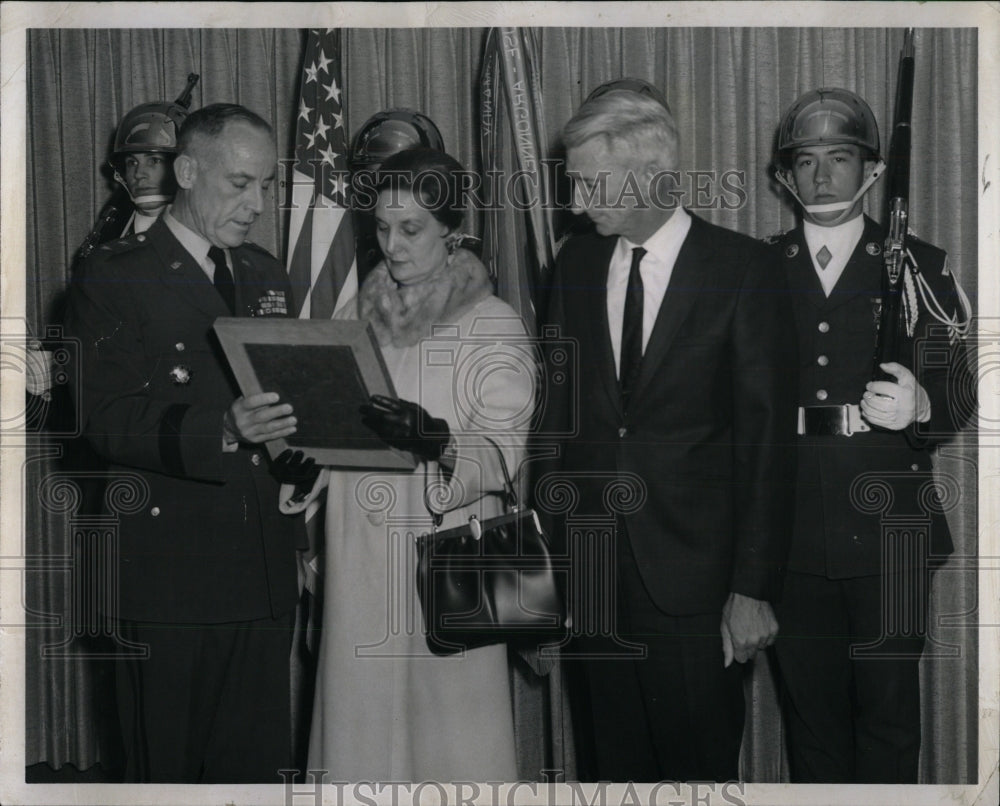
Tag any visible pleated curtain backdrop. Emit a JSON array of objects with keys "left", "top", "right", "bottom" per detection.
[{"left": 23, "top": 26, "right": 977, "bottom": 784}]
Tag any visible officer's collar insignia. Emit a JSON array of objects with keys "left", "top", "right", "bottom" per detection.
[
  {"left": 866, "top": 242, "right": 881, "bottom": 256},
  {"left": 785, "top": 244, "right": 799, "bottom": 258},
  {"left": 170, "top": 261, "right": 182, "bottom": 270},
  {"left": 169, "top": 365, "right": 192, "bottom": 385},
  {"left": 254, "top": 289, "right": 288, "bottom": 317}
]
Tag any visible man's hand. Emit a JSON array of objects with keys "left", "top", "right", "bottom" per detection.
[
  {"left": 721, "top": 592, "right": 778, "bottom": 668},
  {"left": 224, "top": 392, "right": 296, "bottom": 445},
  {"left": 861, "top": 362, "right": 930, "bottom": 430}
]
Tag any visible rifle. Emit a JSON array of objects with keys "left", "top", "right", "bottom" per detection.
[
  {"left": 174, "top": 72, "right": 199, "bottom": 109},
  {"left": 872, "top": 29, "right": 915, "bottom": 381}
]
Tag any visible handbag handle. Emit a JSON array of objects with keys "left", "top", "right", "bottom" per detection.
[
  {"left": 423, "top": 436, "right": 520, "bottom": 528},
  {"left": 482, "top": 435, "right": 519, "bottom": 511}
]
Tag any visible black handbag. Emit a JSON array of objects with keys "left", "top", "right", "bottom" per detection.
[{"left": 416, "top": 437, "right": 565, "bottom": 656}]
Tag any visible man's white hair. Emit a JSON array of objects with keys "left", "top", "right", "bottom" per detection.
[{"left": 563, "top": 90, "right": 679, "bottom": 168}]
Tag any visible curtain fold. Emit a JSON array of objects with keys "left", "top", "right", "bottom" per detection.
[{"left": 24, "top": 25, "right": 977, "bottom": 785}]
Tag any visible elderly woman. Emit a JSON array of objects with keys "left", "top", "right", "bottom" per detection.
[{"left": 282, "top": 147, "right": 532, "bottom": 781}]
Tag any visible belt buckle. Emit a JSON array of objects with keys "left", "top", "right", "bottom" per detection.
[
  {"left": 798, "top": 404, "right": 870, "bottom": 437},
  {"left": 846, "top": 403, "right": 870, "bottom": 436}
]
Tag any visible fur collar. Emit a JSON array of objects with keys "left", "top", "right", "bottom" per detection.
[{"left": 358, "top": 253, "right": 494, "bottom": 348}]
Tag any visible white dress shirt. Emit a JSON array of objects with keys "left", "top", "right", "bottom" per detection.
[
  {"left": 132, "top": 209, "right": 160, "bottom": 234},
  {"left": 803, "top": 215, "right": 865, "bottom": 297},
  {"left": 163, "top": 207, "right": 232, "bottom": 281},
  {"left": 607, "top": 207, "right": 692, "bottom": 375}
]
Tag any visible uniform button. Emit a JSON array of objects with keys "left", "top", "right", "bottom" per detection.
[
  {"left": 817, "top": 355, "right": 829, "bottom": 366},
  {"left": 136, "top": 234, "right": 146, "bottom": 242},
  {"left": 618, "top": 427, "right": 627, "bottom": 438},
  {"left": 911, "top": 463, "right": 920, "bottom": 471},
  {"left": 815, "top": 389, "right": 828, "bottom": 401},
  {"left": 175, "top": 342, "right": 185, "bottom": 352},
  {"left": 251, "top": 453, "right": 261, "bottom": 466},
  {"left": 818, "top": 321, "right": 830, "bottom": 333},
  {"left": 150, "top": 507, "right": 160, "bottom": 517},
  {"left": 852, "top": 535, "right": 860, "bottom": 542}
]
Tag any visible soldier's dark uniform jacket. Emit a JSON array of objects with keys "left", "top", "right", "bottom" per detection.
[
  {"left": 767, "top": 215, "right": 973, "bottom": 578},
  {"left": 65, "top": 216, "right": 304, "bottom": 624}
]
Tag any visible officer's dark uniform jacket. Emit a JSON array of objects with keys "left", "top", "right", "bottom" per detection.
[
  {"left": 65, "top": 217, "right": 305, "bottom": 624},
  {"left": 769, "top": 215, "right": 971, "bottom": 578}
]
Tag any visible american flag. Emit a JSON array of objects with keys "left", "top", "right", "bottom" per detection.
[{"left": 285, "top": 29, "right": 356, "bottom": 318}]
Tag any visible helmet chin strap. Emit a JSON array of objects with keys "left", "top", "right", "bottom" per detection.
[
  {"left": 111, "top": 163, "right": 170, "bottom": 209},
  {"left": 132, "top": 194, "right": 171, "bottom": 206},
  {"left": 776, "top": 159, "right": 886, "bottom": 226}
]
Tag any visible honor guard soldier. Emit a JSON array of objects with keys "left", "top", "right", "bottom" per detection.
[
  {"left": 767, "top": 87, "right": 973, "bottom": 783},
  {"left": 75, "top": 74, "right": 199, "bottom": 264}
]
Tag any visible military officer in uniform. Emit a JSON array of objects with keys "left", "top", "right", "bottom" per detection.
[
  {"left": 65, "top": 103, "right": 306, "bottom": 783},
  {"left": 768, "top": 87, "right": 972, "bottom": 783}
]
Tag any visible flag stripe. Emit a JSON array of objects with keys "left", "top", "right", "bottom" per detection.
[
  {"left": 287, "top": 203, "right": 315, "bottom": 316},
  {"left": 311, "top": 207, "right": 356, "bottom": 319}
]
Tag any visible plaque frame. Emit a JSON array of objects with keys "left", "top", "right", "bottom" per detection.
[{"left": 214, "top": 317, "right": 416, "bottom": 469}]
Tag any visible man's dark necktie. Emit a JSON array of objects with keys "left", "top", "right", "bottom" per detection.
[
  {"left": 620, "top": 246, "right": 647, "bottom": 404},
  {"left": 208, "top": 245, "right": 235, "bottom": 314}
]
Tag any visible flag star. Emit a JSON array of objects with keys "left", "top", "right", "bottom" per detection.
[
  {"left": 329, "top": 175, "right": 344, "bottom": 200},
  {"left": 316, "top": 49, "right": 332, "bottom": 74},
  {"left": 324, "top": 79, "right": 342, "bottom": 105},
  {"left": 305, "top": 61, "right": 319, "bottom": 84},
  {"left": 314, "top": 115, "right": 331, "bottom": 143},
  {"left": 304, "top": 129, "right": 318, "bottom": 149},
  {"left": 298, "top": 98, "right": 313, "bottom": 122},
  {"left": 319, "top": 143, "right": 338, "bottom": 167},
  {"left": 332, "top": 111, "right": 344, "bottom": 131}
]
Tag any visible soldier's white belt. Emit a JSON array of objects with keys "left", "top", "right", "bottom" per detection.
[{"left": 797, "top": 404, "right": 871, "bottom": 437}]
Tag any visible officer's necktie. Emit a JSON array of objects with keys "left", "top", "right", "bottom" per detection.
[
  {"left": 816, "top": 244, "right": 832, "bottom": 270},
  {"left": 620, "top": 246, "right": 647, "bottom": 403},
  {"left": 208, "top": 246, "right": 236, "bottom": 314}
]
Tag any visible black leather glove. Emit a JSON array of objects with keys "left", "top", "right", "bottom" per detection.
[
  {"left": 270, "top": 449, "right": 321, "bottom": 501},
  {"left": 360, "top": 394, "right": 451, "bottom": 462}
]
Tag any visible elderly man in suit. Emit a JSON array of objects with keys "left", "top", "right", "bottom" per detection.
[
  {"left": 537, "top": 88, "right": 798, "bottom": 782},
  {"left": 768, "top": 87, "right": 973, "bottom": 783},
  {"left": 66, "top": 103, "right": 305, "bottom": 783}
]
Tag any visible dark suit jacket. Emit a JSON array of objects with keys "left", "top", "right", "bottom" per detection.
[
  {"left": 65, "top": 217, "right": 304, "bottom": 623},
  {"left": 538, "top": 212, "right": 798, "bottom": 615},
  {"left": 773, "top": 216, "right": 971, "bottom": 577}
]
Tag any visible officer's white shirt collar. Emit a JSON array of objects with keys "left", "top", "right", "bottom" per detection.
[
  {"left": 803, "top": 214, "right": 864, "bottom": 297},
  {"left": 607, "top": 207, "right": 692, "bottom": 374},
  {"left": 163, "top": 206, "right": 230, "bottom": 282}
]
